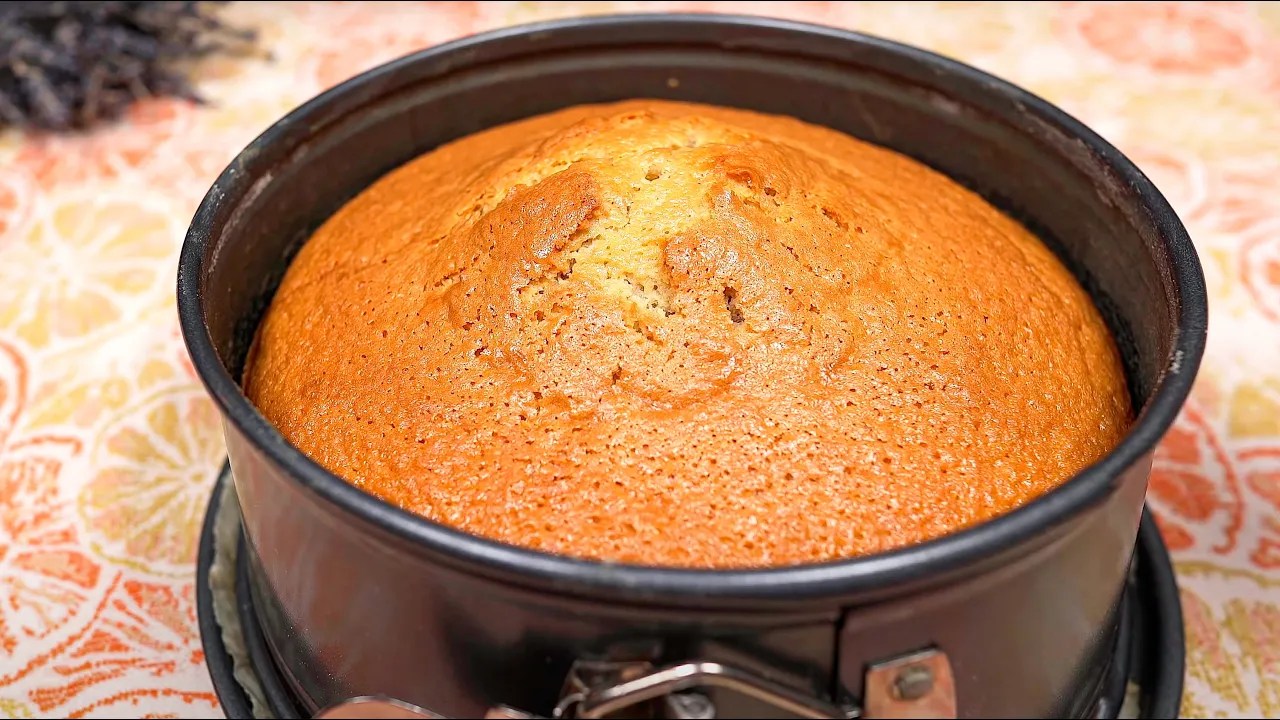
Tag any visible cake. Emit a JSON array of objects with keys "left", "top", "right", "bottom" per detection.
[{"left": 244, "top": 100, "right": 1132, "bottom": 569}]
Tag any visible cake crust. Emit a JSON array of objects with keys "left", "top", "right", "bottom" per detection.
[{"left": 245, "top": 100, "right": 1132, "bottom": 568}]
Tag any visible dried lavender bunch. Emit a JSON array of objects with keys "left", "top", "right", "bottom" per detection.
[{"left": 0, "top": 1, "right": 256, "bottom": 133}]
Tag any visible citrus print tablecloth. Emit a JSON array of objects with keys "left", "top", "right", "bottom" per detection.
[{"left": 0, "top": 2, "right": 1277, "bottom": 717}]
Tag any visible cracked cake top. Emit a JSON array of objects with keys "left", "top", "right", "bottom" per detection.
[{"left": 244, "top": 99, "right": 1131, "bottom": 568}]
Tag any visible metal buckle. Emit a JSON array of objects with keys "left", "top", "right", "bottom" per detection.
[
  {"left": 556, "top": 659, "right": 857, "bottom": 719},
  {"left": 315, "top": 649, "right": 956, "bottom": 719}
]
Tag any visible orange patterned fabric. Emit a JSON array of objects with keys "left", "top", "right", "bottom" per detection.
[{"left": 0, "top": 2, "right": 1275, "bottom": 717}]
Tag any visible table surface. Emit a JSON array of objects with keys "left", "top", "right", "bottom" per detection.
[{"left": 0, "top": 2, "right": 1277, "bottom": 717}]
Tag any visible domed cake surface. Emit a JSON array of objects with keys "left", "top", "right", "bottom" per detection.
[{"left": 245, "top": 100, "right": 1131, "bottom": 568}]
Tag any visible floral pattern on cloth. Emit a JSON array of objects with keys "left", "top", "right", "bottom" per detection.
[{"left": 0, "top": 2, "right": 1277, "bottom": 717}]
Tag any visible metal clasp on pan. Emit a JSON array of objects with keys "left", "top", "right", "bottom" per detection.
[
  {"left": 315, "top": 648, "right": 956, "bottom": 719},
  {"left": 555, "top": 659, "right": 856, "bottom": 719}
]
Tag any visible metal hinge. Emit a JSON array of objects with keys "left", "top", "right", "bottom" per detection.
[{"left": 315, "top": 648, "right": 956, "bottom": 720}]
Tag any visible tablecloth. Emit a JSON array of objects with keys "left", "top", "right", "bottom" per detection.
[{"left": 0, "top": 2, "right": 1276, "bottom": 717}]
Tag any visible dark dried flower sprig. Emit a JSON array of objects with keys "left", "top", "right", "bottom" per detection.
[{"left": 0, "top": 1, "right": 258, "bottom": 133}]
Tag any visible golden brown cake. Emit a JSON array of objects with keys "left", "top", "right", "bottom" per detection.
[{"left": 245, "top": 100, "right": 1132, "bottom": 569}]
